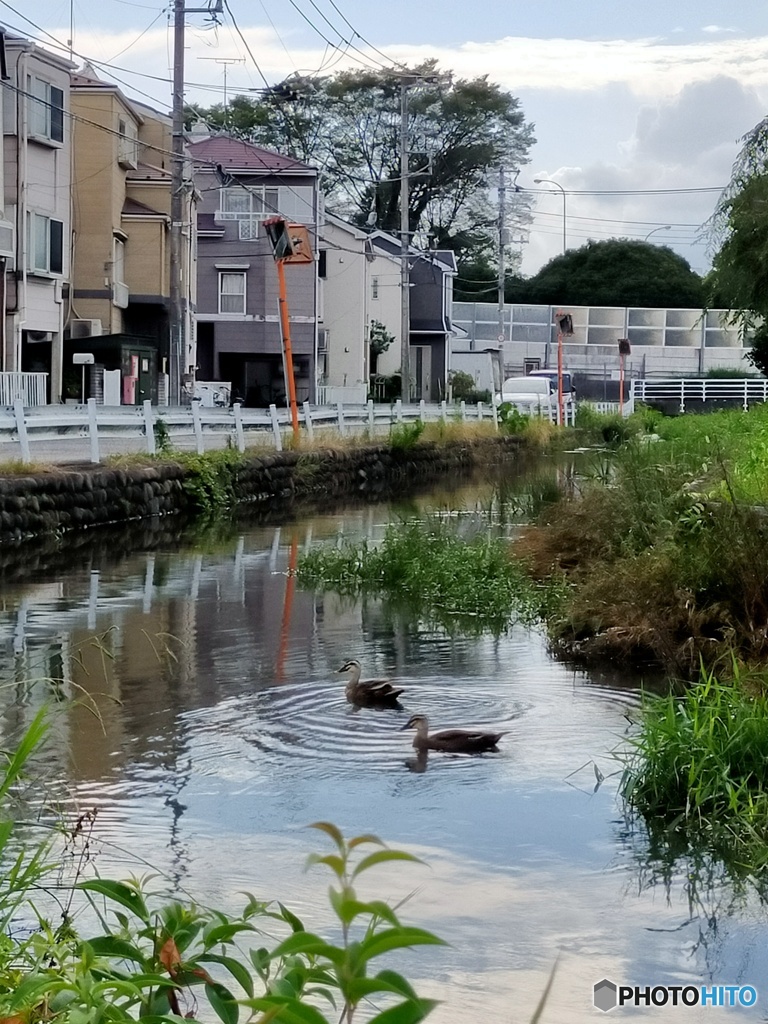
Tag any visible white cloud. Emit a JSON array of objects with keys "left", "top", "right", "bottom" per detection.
[{"left": 701, "top": 25, "right": 739, "bottom": 35}]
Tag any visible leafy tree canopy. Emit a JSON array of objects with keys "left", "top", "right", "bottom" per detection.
[
  {"left": 522, "top": 239, "right": 705, "bottom": 308},
  {"left": 186, "top": 61, "right": 534, "bottom": 261}
]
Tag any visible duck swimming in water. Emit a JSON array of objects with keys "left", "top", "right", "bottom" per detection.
[
  {"left": 337, "top": 659, "right": 404, "bottom": 708},
  {"left": 401, "top": 714, "right": 505, "bottom": 753}
]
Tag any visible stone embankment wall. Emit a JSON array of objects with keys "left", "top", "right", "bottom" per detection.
[{"left": 0, "top": 436, "right": 523, "bottom": 545}]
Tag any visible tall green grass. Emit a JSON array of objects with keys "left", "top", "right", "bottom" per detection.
[
  {"left": 621, "top": 666, "right": 768, "bottom": 871},
  {"left": 298, "top": 517, "right": 566, "bottom": 635}
]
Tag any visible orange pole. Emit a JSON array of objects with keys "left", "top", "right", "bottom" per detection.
[
  {"left": 557, "top": 329, "right": 564, "bottom": 426},
  {"left": 276, "top": 258, "right": 300, "bottom": 441},
  {"left": 275, "top": 534, "right": 299, "bottom": 682}
]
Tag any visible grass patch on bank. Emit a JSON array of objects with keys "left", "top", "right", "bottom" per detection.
[
  {"left": 622, "top": 666, "right": 768, "bottom": 872},
  {"left": 519, "top": 406, "right": 768, "bottom": 670},
  {"left": 298, "top": 516, "right": 566, "bottom": 635}
]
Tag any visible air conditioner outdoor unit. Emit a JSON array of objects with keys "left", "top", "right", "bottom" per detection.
[{"left": 70, "top": 319, "right": 103, "bottom": 339}]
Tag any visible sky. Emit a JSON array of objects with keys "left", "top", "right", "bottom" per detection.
[{"left": 13, "top": 0, "right": 768, "bottom": 276}]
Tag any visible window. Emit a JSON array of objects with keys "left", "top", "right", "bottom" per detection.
[
  {"left": 28, "top": 76, "right": 64, "bottom": 144},
  {"left": 117, "top": 117, "right": 139, "bottom": 168},
  {"left": 372, "top": 276, "right": 379, "bottom": 300},
  {"left": 218, "top": 272, "right": 246, "bottom": 314},
  {"left": 216, "top": 185, "right": 314, "bottom": 228},
  {"left": 28, "top": 213, "right": 63, "bottom": 274},
  {"left": 112, "top": 237, "right": 128, "bottom": 307}
]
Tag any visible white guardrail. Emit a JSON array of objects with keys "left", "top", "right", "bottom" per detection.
[
  {"left": 631, "top": 378, "right": 768, "bottom": 412},
  {"left": 0, "top": 398, "right": 501, "bottom": 465}
]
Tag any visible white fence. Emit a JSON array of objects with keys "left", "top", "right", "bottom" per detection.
[
  {"left": 0, "top": 373, "right": 47, "bottom": 406},
  {"left": 0, "top": 398, "right": 501, "bottom": 465},
  {"left": 631, "top": 378, "right": 768, "bottom": 413}
]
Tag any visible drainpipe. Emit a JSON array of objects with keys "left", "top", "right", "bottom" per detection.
[{"left": 15, "top": 49, "right": 28, "bottom": 373}]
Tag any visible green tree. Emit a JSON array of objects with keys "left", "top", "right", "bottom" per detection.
[
  {"left": 187, "top": 61, "right": 535, "bottom": 261},
  {"left": 524, "top": 239, "right": 705, "bottom": 308}
]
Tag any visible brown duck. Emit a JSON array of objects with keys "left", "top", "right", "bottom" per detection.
[
  {"left": 402, "top": 714, "right": 505, "bottom": 753},
  {"left": 338, "top": 659, "right": 404, "bottom": 708}
]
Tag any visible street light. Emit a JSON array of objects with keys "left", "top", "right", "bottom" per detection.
[
  {"left": 534, "top": 178, "right": 566, "bottom": 254},
  {"left": 643, "top": 225, "right": 671, "bottom": 242}
]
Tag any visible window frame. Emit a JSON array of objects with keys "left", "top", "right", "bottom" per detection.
[
  {"left": 218, "top": 270, "right": 247, "bottom": 315},
  {"left": 28, "top": 213, "right": 64, "bottom": 275},
  {"left": 27, "top": 75, "right": 64, "bottom": 145}
]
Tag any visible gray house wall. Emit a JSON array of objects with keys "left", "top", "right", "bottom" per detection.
[{"left": 194, "top": 165, "right": 318, "bottom": 405}]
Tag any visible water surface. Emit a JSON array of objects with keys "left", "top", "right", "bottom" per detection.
[{"left": 0, "top": 462, "right": 765, "bottom": 1021}]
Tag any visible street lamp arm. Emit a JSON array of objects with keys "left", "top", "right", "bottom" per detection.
[{"left": 533, "top": 177, "right": 567, "bottom": 254}]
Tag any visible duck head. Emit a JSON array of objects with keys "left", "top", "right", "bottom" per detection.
[
  {"left": 337, "top": 659, "right": 361, "bottom": 675},
  {"left": 401, "top": 714, "right": 429, "bottom": 736}
]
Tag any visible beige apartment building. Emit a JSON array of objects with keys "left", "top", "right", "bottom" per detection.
[{"left": 68, "top": 69, "right": 195, "bottom": 403}]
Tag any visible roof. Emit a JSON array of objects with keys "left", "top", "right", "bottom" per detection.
[
  {"left": 187, "top": 136, "right": 315, "bottom": 174},
  {"left": 70, "top": 65, "right": 144, "bottom": 122},
  {"left": 122, "top": 197, "right": 164, "bottom": 217}
]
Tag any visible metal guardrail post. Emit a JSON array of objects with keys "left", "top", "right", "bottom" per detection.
[
  {"left": 87, "top": 399, "right": 100, "bottom": 464},
  {"left": 492, "top": 399, "right": 499, "bottom": 431},
  {"left": 233, "top": 403, "right": 245, "bottom": 453},
  {"left": 460, "top": 400, "right": 466, "bottom": 421},
  {"left": 302, "top": 401, "right": 314, "bottom": 442},
  {"left": 477, "top": 401, "right": 483, "bottom": 421},
  {"left": 440, "top": 400, "right": 448, "bottom": 421},
  {"left": 12, "top": 399, "right": 30, "bottom": 463},
  {"left": 744, "top": 379, "right": 749, "bottom": 412},
  {"left": 269, "top": 404, "right": 283, "bottom": 451},
  {"left": 395, "top": 399, "right": 403, "bottom": 423},
  {"left": 419, "top": 399, "right": 426, "bottom": 421},
  {"left": 143, "top": 401, "right": 156, "bottom": 455},
  {"left": 336, "top": 401, "right": 345, "bottom": 436},
  {"left": 367, "top": 399, "right": 374, "bottom": 434},
  {"left": 191, "top": 400, "right": 204, "bottom": 454}
]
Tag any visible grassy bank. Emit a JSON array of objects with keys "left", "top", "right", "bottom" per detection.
[{"left": 518, "top": 404, "right": 768, "bottom": 672}]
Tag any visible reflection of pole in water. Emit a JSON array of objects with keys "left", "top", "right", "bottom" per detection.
[{"left": 276, "top": 535, "right": 299, "bottom": 682}]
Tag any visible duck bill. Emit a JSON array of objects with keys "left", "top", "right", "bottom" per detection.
[{"left": 399, "top": 721, "right": 415, "bottom": 731}]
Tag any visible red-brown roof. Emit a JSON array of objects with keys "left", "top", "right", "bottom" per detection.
[
  {"left": 187, "top": 136, "right": 314, "bottom": 173},
  {"left": 122, "top": 197, "right": 164, "bottom": 217}
]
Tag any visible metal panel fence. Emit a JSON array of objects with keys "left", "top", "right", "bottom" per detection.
[{"left": 0, "top": 373, "right": 47, "bottom": 406}]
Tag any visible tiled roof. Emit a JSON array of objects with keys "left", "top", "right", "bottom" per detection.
[{"left": 187, "top": 136, "right": 314, "bottom": 172}]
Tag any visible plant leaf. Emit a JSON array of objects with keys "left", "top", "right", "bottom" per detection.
[
  {"left": 240, "top": 996, "right": 330, "bottom": 1024},
  {"left": 307, "top": 821, "right": 345, "bottom": 851},
  {"left": 206, "top": 980, "right": 239, "bottom": 1024},
  {"left": 199, "top": 953, "right": 255, "bottom": 998},
  {"left": 351, "top": 851, "right": 423, "bottom": 879},
  {"left": 360, "top": 927, "right": 446, "bottom": 961},
  {"left": 77, "top": 879, "right": 149, "bottom": 923},
  {"left": 277, "top": 902, "right": 305, "bottom": 933},
  {"left": 367, "top": 999, "right": 440, "bottom": 1024}
]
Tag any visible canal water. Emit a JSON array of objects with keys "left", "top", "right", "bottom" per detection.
[{"left": 1, "top": 457, "right": 766, "bottom": 1021}]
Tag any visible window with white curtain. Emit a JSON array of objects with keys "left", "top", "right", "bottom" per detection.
[{"left": 218, "top": 272, "right": 246, "bottom": 314}]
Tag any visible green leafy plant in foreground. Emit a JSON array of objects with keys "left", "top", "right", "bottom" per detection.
[{"left": 0, "top": 709, "right": 443, "bottom": 1024}]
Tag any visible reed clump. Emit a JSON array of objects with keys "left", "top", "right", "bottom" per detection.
[{"left": 621, "top": 666, "right": 768, "bottom": 871}]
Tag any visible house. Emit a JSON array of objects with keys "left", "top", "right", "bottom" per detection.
[
  {"left": 367, "top": 232, "right": 457, "bottom": 402},
  {"left": 318, "top": 213, "right": 400, "bottom": 403},
  {"left": 188, "top": 130, "right": 319, "bottom": 407},
  {"left": 319, "top": 217, "right": 458, "bottom": 403},
  {"left": 68, "top": 69, "right": 196, "bottom": 404},
  {"left": 2, "top": 32, "right": 73, "bottom": 401}
]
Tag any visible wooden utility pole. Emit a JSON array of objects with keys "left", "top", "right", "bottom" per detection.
[
  {"left": 399, "top": 79, "right": 411, "bottom": 403},
  {"left": 170, "top": 0, "right": 222, "bottom": 405}
]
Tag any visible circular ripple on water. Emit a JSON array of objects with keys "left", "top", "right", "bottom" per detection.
[{"left": 184, "top": 678, "right": 525, "bottom": 780}]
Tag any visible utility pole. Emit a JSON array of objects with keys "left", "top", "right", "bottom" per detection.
[
  {"left": 399, "top": 79, "right": 411, "bottom": 403},
  {"left": 497, "top": 165, "right": 506, "bottom": 349},
  {"left": 170, "top": 0, "right": 222, "bottom": 405}
]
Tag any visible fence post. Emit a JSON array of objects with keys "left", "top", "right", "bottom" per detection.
[
  {"left": 395, "top": 399, "right": 403, "bottom": 423},
  {"left": 679, "top": 381, "right": 685, "bottom": 416},
  {"left": 744, "top": 378, "right": 749, "bottom": 412},
  {"left": 233, "top": 402, "right": 245, "bottom": 453},
  {"left": 367, "top": 399, "right": 374, "bottom": 434},
  {"left": 87, "top": 398, "right": 100, "bottom": 464},
  {"left": 440, "top": 400, "right": 448, "bottom": 421},
  {"left": 419, "top": 399, "right": 426, "bottom": 422},
  {"left": 191, "top": 399, "right": 204, "bottom": 454},
  {"left": 12, "top": 399, "right": 29, "bottom": 463},
  {"left": 143, "top": 400, "right": 156, "bottom": 455},
  {"left": 491, "top": 400, "right": 499, "bottom": 431},
  {"left": 303, "top": 401, "right": 314, "bottom": 442},
  {"left": 460, "top": 400, "right": 466, "bottom": 421},
  {"left": 477, "top": 400, "right": 483, "bottom": 421},
  {"left": 269, "top": 404, "right": 283, "bottom": 451},
  {"left": 336, "top": 400, "right": 346, "bottom": 436}
]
